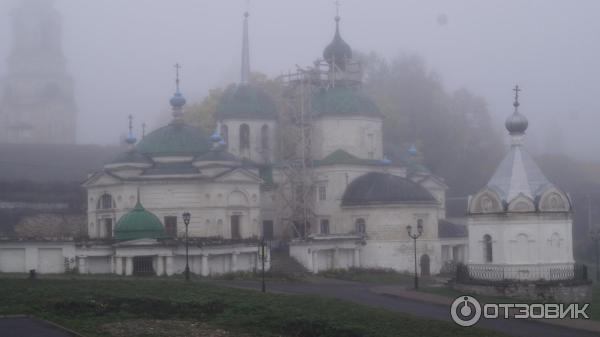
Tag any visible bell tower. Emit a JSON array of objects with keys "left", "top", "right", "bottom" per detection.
[{"left": 0, "top": 0, "right": 77, "bottom": 144}]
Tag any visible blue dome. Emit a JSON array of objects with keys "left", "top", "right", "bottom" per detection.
[
  {"left": 170, "top": 91, "right": 187, "bottom": 108},
  {"left": 126, "top": 132, "right": 137, "bottom": 145}
]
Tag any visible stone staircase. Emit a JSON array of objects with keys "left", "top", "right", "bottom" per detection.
[{"left": 269, "top": 248, "right": 310, "bottom": 278}]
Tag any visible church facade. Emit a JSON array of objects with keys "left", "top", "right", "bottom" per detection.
[{"left": 0, "top": 10, "right": 473, "bottom": 277}]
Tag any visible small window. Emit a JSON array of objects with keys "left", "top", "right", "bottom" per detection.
[
  {"left": 356, "top": 218, "right": 366, "bottom": 234},
  {"left": 320, "top": 219, "right": 330, "bottom": 234},
  {"left": 104, "top": 218, "right": 113, "bottom": 238},
  {"left": 164, "top": 216, "right": 178, "bottom": 237},
  {"left": 239, "top": 124, "right": 250, "bottom": 150},
  {"left": 261, "top": 124, "right": 269, "bottom": 151},
  {"left": 262, "top": 220, "right": 274, "bottom": 240},
  {"left": 318, "top": 185, "right": 327, "bottom": 201},
  {"left": 221, "top": 124, "right": 229, "bottom": 149},
  {"left": 483, "top": 234, "right": 493, "bottom": 263},
  {"left": 98, "top": 194, "right": 114, "bottom": 210}
]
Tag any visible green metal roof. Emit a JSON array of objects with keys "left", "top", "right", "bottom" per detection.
[
  {"left": 311, "top": 86, "right": 381, "bottom": 117},
  {"left": 136, "top": 121, "right": 211, "bottom": 157},
  {"left": 314, "top": 149, "right": 386, "bottom": 167},
  {"left": 114, "top": 201, "right": 167, "bottom": 241},
  {"left": 108, "top": 149, "right": 152, "bottom": 165},
  {"left": 216, "top": 84, "right": 278, "bottom": 119}
]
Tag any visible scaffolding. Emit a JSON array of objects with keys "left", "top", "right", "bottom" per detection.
[{"left": 274, "top": 58, "right": 363, "bottom": 239}]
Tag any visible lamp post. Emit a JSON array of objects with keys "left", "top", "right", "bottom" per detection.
[
  {"left": 407, "top": 221, "right": 424, "bottom": 290},
  {"left": 183, "top": 212, "right": 191, "bottom": 281},
  {"left": 260, "top": 237, "right": 267, "bottom": 293},
  {"left": 590, "top": 227, "right": 600, "bottom": 282}
]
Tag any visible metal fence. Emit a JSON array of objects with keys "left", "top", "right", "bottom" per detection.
[{"left": 456, "top": 263, "right": 588, "bottom": 284}]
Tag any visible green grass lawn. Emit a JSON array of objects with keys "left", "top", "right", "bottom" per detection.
[
  {"left": 0, "top": 276, "right": 510, "bottom": 337},
  {"left": 319, "top": 267, "right": 439, "bottom": 286}
]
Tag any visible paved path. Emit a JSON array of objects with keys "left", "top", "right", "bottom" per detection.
[
  {"left": 0, "top": 317, "right": 76, "bottom": 337},
  {"left": 210, "top": 278, "right": 600, "bottom": 337}
]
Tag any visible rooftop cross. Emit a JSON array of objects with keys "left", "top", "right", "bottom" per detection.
[
  {"left": 128, "top": 114, "right": 133, "bottom": 134},
  {"left": 513, "top": 84, "right": 521, "bottom": 109},
  {"left": 334, "top": 0, "right": 341, "bottom": 18},
  {"left": 174, "top": 63, "right": 182, "bottom": 92}
]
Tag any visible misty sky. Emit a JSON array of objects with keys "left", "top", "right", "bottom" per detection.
[{"left": 0, "top": 0, "right": 598, "bottom": 160}]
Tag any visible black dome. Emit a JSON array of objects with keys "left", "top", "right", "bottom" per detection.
[
  {"left": 342, "top": 172, "right": 437, "bottom": 206},
  {"left": 323, "top": 17, "right": 352, "bottom": 70}
]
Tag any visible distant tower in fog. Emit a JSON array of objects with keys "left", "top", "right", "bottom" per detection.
[{"left": 0, "top": 0, "right": 77, "bottom": 144}]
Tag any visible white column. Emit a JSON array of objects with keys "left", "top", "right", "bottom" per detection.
[
  {"left": 231, "top": 252, "right": 238, "bottom": 273},
  {"left": 125, "top": 257, "right": 133, "bottom": 276},
  {"left": 156, "top": 256, "right": 164, "bottom": 276},
  {"left": 109, "top": 256, "right": 115, "bottom": 274},
  {"left": 201, "top": 254, "right": 209, "bottom": 277},
  {"left": 311, "top": 250, "right": 318, "bottom": 274},
  {"left": 354, "top": 248, "right": 360, "bottom": 268},
  {"left": 166, "top": 256, "right": 174, "bottom": 276},
  {"left": 193, "top": 255, "right": 202, "bottom": 274},
  {"left": 332, "top": 248, "right": 339, "bottom": 269},
  {"left": 115, "top": 257, "right": 123, "bottom": 275},
  {"left": 306, "top": 249, "right": 313, "bottom": 272}
]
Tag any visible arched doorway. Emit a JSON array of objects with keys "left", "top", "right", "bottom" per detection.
[{"left": 420, "top": 254, "right": 430, "bottom": 276}]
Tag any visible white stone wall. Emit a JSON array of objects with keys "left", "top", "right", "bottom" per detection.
[
  {"left": 0, "top": 242, "right": 77, "bottom": 274},
  {"left": 467, "top": 213, "right": 574, "bottom": 280},
  {"left": 87, "top": 181, "right": 261, "bottom": 240},
  {"left": 311, "top": 116, "right": 383, "bottom": 160},
  {"left": 220, "top": 118, "right": 277, "bottom": 164}
]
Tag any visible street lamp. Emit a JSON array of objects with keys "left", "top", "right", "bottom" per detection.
[
  {"left": 407, "top": 220, "right": 424, "bottom": 290},
  {"left": 590, "top": 227, "right": 600, "bottom": 282},
  {"left": 183, "top": 212, "right": 191, "bottom": 281}
]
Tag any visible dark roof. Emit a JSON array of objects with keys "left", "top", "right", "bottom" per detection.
[
  {"left": 0, "top": 143, "right": 120, "bottom": 182},
  {"left": 311, "top": 86, "right": 381, "bottom": 117},
  {"left": 323, "top": 17, "right": 353, "bottom": 70},
  {"left": 314, "top": 149, "right": 387, "bottom": 167},
  {"left": 342, "top": 172, "right": 437, "bottom": 206},
  {"left": 216, "top": 84, "right": 278, "bottom": 119},
  {"left": 195, "top": 150, "right": 239, "bottom": 163},
  {"left": 136, "top": 121, "right": 211, "bottom": 157},
  {"left": 142, "top": 162, "right": 199, "bottom": 176},
  {"left": 438, "top": 219, "right": 468, "bottom": 238},
  {"left": 108, "top": 149, "right": 152, "bottom": 165}
]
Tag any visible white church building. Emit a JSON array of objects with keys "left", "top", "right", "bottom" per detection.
[
  {"left": 466, "top": 87, "right": 575, "bottom": 281},
  {"left": 0, "top": 10, "right": 473, "bottom": 277}
]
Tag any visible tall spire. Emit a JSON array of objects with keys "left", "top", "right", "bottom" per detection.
[
  {"left": 241, "top": 10, "right": 251, "bottom": 85},
  {"left": 169, "top": 63, "right": 186, "bottom": 121}
]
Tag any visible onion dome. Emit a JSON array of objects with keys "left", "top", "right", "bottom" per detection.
[
  {"left": 136, "top": 122, "right": 211, "bottom": 157},
  {"left": 323, "top": 16, "right": 352, "bottom": 70},
  {"left": 505, "top": 85, "right": 528, "bottom": 135},
  {"left": 342, "top": 172, "right": 437, "bottom": 206},
  {"left": 216, "top": 84, "right": 277, "bottom": 119},
  {"left": 170, "top": 90, "right": 187, "bottom": 108},
  {"left": 311, "top": 86, "right": 380, "bottom": 117},
  {"left": 114, "top": 200, "right": 167, "bottom": 241},
  {"left": 408, "top": 145, "right": 418, "bottom": 157}
]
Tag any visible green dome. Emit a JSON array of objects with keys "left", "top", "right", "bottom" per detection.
[
  {"left": 108, "top": 149, "right": 152, "bottom": 165},
  {"left": 216, "top": 84, "right": 277, "bottom": 119},
  {"left": 114, "top": 201, "right": 167, "bottom": 241},
  {"left": 312, "top": 86, "right": 381, "bottom": 117},
  {"left": 136, "top": 122, "right": 211, "bottom": 157}
]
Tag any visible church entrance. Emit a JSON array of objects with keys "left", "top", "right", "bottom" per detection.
[
  {"left": 133, "top": 256, "right": 154, "bottom": 276},
  {"left": 420, "top": 254, "right": 430, "bottom": 276},
  {"left": 231, "top": 215, "right": 241, "bottom": 239}
]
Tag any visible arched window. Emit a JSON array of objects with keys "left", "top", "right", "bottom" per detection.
[
  {"left": 261, "top": 124, "right": 269, "bottom": 152},
  {"left": 97, "top": 194, "right": 114, "bottom": 210},
  {"left": 239, "top": 124, "right": 250, "bottom": 150},
  {"left": 356, "top": 218, "right": 366, "bottom": 234},
  {"left": 483, "top": 234, "right": 493, "bottom": 263},
  {"left": 220, "top": 124, "right": 229, "bottom": 149}
]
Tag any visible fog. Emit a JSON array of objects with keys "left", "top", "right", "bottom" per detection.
[{"left": 0, "top": 0, "right": 598, "bottom": 161}]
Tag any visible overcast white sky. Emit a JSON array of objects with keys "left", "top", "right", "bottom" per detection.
[{"left": 0, "top": 0, "right": 598, "bottom": 160}]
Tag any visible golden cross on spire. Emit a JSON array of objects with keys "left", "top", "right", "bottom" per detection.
[{"left": 174, "top": 63, "right": 182, "bottom": 91}]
